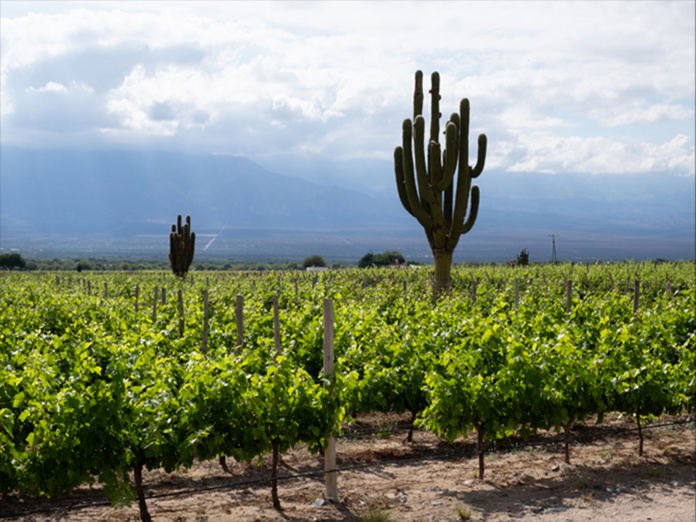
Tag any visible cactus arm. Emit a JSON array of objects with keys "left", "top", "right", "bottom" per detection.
[
  {"left": 428, "top": 140, "right": 447, "bottom": 248},
  {"left": 459, "top": 99, "right": 471, "bottom": 175},
  {"left": 448, "top": 99, "right": 473, "bottom": 234},
  {"left": 437, "top": 120, "right": 459, "bottom": 191},
  {"left": 450, "top": 163, "right": 472, "bottom": 232},
  {"left": 429, "top": 72, "right": 441, "bottom": 143},
  {"left": 182, "top": 220, "right": 189, "bottom": 261},
  {"left": 428, "top": 140, "right": 442, "bottom": 191},
  {"left": 169, "top": 225, "right": 178, "bottom": 268},
  {"left": 443, "top": 177, "right": 454, "bottom": 228},
  {"left": 413, "top": 70, "right": 424, "bottom": 119},
  {"left": 400, "top": 121, "right": 432, "bottom": 229},
  {"left": 458, "top": 185, "right": 480, "bottom": 234},
  {"left": 394, "top": 147, "right": 413, "bottom": 216},
  {"left": 471, "top": 134, "right": 487, "bottom": 178},
  {"left": 184, "top": 215, "right": 195, "bottom": 271},
  {"left": 441, "top": 114, "right": 459, "bottom": 227},
  {"left": 413, "top": 116, "right": 435, "bottom": 206},
  {"left": 188, "top": 232, "right": 196, "bottom": 268},
  {"left": 448, "top": 184, "right": 479, "bottom": 251}
]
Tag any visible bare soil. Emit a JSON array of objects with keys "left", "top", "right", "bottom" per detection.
[{"left": 2, "top": 413, "right": 694, "bottom": 521}]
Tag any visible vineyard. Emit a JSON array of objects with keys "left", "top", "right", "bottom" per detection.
[{"left": 0, "top": 261, "right": 694, "bottom": 520}]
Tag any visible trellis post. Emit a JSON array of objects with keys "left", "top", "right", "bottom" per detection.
[{"left": 323, "top": 298, "right": 338, "bottom": 501}]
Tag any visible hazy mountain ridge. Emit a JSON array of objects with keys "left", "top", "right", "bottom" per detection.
[
  {"left": 1, "top": 148, "right": 693, "bottom": 261},
  {"left": 1, "top": 148, "right": 407, "bottom": 236}
]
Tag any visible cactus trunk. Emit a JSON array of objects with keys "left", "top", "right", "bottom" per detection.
[{"left": 433, "top": 249, "right": 453, "bottom": 298}]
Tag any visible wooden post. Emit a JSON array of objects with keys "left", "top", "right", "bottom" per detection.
[
  {"left": 202, "top": 289, "right": 209, "bottom": 354},
  {"left": 323, "top": 298, "right": 338, "bottom": 501},
  {"left": 104, "top": 282, "right": 108, "bottom": 299},
  {"left": 152, "top": 286, "right": 158, "bottom": 323},
  {"left": 178, "top": 290, "right": 184, "bottom": 337},
  {"left": 566, "top": 280, "right": 573, "bottom": 317},
  {"left": 273, "top": 295, "right": 280, "bottom": 358},
  {"left": 134, "top": 284, "right": 140, "bottom": 313},
  {"left": 633, "top": 279, "right": 640, "bottom": 321},
  {"left": 514, "top": 278, "right": 519, "bottom": 310},
  {"left": 235, "top": 295, "right": 244, "bottom": 353},
  {"left": 161, "top": 287, "right": 166, "bottom": 305}
]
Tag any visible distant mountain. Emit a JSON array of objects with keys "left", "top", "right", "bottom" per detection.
[
  {"left": 0, "top": 148, "right": 408, "bottom": 236},
  {"left": 1, "top": 148, "right": 694, "bottom": 262}
]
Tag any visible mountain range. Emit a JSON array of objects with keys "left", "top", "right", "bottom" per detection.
[{"left": 1, "top": 148, "right": 694, "bottom": 263}]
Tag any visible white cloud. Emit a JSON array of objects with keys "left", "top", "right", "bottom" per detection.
[
  {"left": 25, "top": 80, "right": 94, "bottom": 95},
  {"left": 506, "top": 133, "right": 695, "bottom": 175},
  {"left": 1, "top": 0, "right": 694, "bottom": 175},
  {"left": 596, "top": 104, "right": 695, "bottom": 127},
  {"left": 26, "top": 81, "right": 68, "bottom": 93}
]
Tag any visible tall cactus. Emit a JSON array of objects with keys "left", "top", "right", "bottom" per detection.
[
  {"left": 169, "top": 214, "right": 196, "bottom": 278},
  {"left": 394, "top": 70, "right": 487, "bottom": 297}
]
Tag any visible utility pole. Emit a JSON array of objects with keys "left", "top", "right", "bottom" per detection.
[{"left": 549, "top": 234, "right": 558, "bottom": 264}]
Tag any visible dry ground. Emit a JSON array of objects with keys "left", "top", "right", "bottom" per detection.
[{"left": 2, "top": 413, "right": 694, "bottom": 521}]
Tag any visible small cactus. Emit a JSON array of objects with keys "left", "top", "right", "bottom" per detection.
[
  {"left": 169, "top": 214, "right": 196, "bottom": 278},
  {"left": 516, "top": 249, "right": 529, "bottom": 266}
]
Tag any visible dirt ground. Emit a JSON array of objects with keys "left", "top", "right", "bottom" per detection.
[{"left": 2, "top": 413, "right": 694, "bottom": 521}]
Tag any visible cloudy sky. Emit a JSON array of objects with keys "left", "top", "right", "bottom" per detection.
[{"left": 1, "top": 0, "right": 694, "bottom": 178}]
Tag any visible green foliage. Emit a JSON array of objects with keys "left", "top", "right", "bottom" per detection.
[
  {"left": 0, "top": 253, "right": 27, "bottom": 270},
  {"left": 0, "top": 261, "right": 693, "bottom": 510},
  {"left": 358, "top": 251, "right": 405, "bottom": 268},
  {"left": 303, "top": 255, "right": 326, "bottom": 269}
]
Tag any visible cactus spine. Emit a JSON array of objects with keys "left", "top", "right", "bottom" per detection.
[
  {"left": 394, "top": 70, "right": 487, "bottom": 297},
  {"left": 169, "top": 214, "right": 196, "bottom": 278}
]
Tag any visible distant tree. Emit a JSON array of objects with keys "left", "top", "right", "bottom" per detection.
[
  {"left": 359, "top": 250, "right": 405, "bottom": 268},
  {"left": 286, "top": 262, "right": 299, "bottom": 271},
  {"left": 375, "top": 250, "right": 405, "bottom": 267},
  {"left": 77, "top": 261, "right": 92, "bottom": 271},
  {"left": 358, "top": 252, "right": 374, "bottom": 268},
  {"left": 303, "top": 255, "right": 326, "bottom": 269},
  {"left": 0, "top": 253, "right": 27, "bottom": 270}
]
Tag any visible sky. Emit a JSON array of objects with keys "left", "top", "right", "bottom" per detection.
[{"left": 1, "top": 0, "right": 694, "bottom": 179}]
